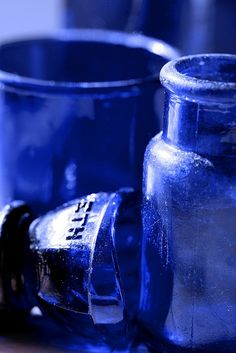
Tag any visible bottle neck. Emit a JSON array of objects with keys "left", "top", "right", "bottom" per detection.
[{"left": 163, "top": 91, "right": 236, "bottom": 157}]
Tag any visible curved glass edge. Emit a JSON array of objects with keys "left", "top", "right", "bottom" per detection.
[
  {"left": 160, "top": 53, "right": 236, "bottom": 103},
  {"left": 0, "top": 29, "right": 179, "bottom": 95}
]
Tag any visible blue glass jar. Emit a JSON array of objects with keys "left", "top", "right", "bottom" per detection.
[
  {"left": 140, "top": 54, "right": 236, "bottom": 352},
  {"left": 64, "top": 0, "right": 137, "bottom": 30},
  {"left": 138, "top": 0, "right": 236, "bottom": 54},
  {"left": 64, "top": 0, "right": 236, "bottom": 54},
  {"left": 0, "top": 30, "right": 177, "bottom": 214}
]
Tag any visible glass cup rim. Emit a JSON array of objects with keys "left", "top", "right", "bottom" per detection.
[
  {"left": 0, "top": 29, "right": 178, "bottom": 94},
  {"left": 160, "top": 53, "right": 236, "bottom": 103}
]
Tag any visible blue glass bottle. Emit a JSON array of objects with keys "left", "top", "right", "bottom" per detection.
[
  {"left": 140, "top": 54, "right": 236, "bottom": 352},
  {"left": 0, "top": 190, "right": 142, "bottom": 351}
]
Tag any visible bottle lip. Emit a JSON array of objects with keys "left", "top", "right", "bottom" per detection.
[
  {"left": 0, "top": 29, "right": 178, "bottom": 96},
  {"left": 160, "top": 54, "right": 236, "bottom": 103}
]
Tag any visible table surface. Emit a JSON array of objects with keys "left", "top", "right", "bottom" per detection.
[
  {"left": 0, "top": 338, "right": 149, "bottom": 353},
  {"left": 0, "top": 317, "right": 149, "bottom": 353}
]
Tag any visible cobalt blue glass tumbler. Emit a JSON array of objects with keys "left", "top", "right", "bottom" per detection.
[
  {"left": 0, "top": 30, "right": 177, "bottom": 214},
  {"left": 140, "top": 54, "right": 236, "bottom": 352}
]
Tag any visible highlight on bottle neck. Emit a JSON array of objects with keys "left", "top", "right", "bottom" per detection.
[{"left": 160, "top": 54, "right": 236, "bottom": 156}]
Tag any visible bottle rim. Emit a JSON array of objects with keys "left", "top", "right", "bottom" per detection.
[
  {"left": 0, "top": 29, "right": 178, "bottom": 96},
  {"left": 160, "top": 54, "right": 236, "bottom": 102}
]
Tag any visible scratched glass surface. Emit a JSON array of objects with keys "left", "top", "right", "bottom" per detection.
[
  {"left": 0, "top": 190, "right": 143, "bottom": 352},
  {"left": 140, "top": 54, "right": 236, "bottom": 352},
  {"left": 0, "top": 30, "right": 177, "bottom": 214}
]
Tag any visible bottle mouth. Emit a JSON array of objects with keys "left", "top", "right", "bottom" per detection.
[{"left": 160, "top": 54, "right": 236, "bottom": 102}]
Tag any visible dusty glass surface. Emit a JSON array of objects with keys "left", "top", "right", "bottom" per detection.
[{"left": 140, "top": 54, "right": 236, "bottom": 352}]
